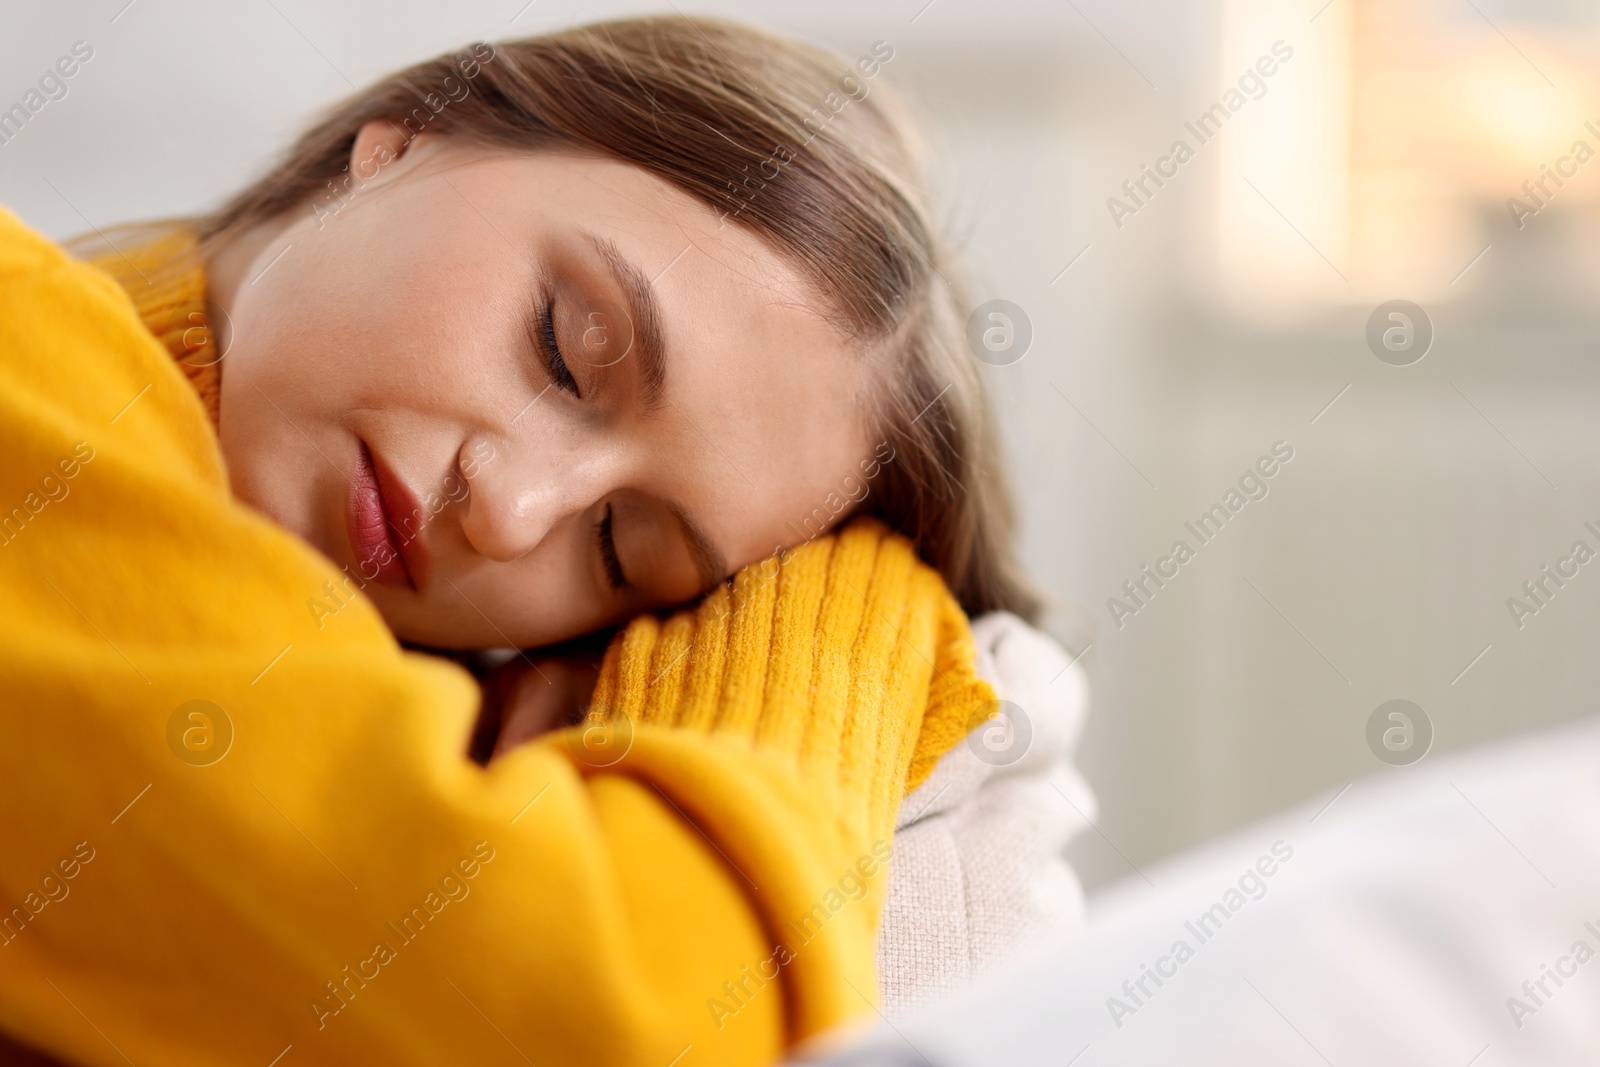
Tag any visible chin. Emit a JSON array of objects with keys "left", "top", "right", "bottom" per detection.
[
  {"left": 363, "top": 589, "right": 419, "bottom": 638},
  {"left": 373, "top": 600, "right": 475, "bottom": 650}
]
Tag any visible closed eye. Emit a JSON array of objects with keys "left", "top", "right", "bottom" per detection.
[
  {"left": 532, "top": 297, "right": 580, "bottom": 397},
  {"left": 596, "top": 502, "right": 628, "bottom": 591}
]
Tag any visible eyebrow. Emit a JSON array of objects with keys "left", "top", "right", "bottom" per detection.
[
  {"left": 585, "top": 232, "right": 667, "bottom": 411},
  {"left": 582, "top": 234, "right": 725, "bottom": 592},
  {"left": 670, "top": 501, "right": 728, "bottom": 596}
]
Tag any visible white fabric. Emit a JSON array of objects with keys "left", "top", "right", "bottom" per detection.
[
  {"left": 876, "top": 611, "right": 1096, "bottom": 1016},
  {"left": 843, "top": 713, "right": 1600, "bottom": 1066}
]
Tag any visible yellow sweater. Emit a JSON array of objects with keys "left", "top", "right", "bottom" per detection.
[
  {"left": 0, "top": 209, "right": 994, "bottom": 1066},
  {"left": 83, "top": 224, "right": 222, "bottom": 428}
]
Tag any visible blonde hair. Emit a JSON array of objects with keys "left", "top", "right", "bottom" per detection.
[{"left": 201, "top": 15, "right": 1039, "bottom": 621}]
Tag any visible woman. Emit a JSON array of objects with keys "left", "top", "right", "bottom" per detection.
[
  {"left": 0, "top": 15, "right": 1082, "bottom": 1066},
  {"left": 87, "top": 13, "right": 1039, "bottom": 754}
]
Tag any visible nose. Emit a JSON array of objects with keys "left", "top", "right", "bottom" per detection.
[{"left": 456, "top": 432, "right": 595, "bottom": 563}]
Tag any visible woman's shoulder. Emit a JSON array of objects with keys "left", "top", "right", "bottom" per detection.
[{"left": 0, "top": 206, "right": 224, "bottom": 488}]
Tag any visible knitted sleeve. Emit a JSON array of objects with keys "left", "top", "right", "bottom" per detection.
[
  {"left": 585, "top": 518, "right": 994, "bottom": 847},
  {"left": 567, "top": 520, "right": 996, "bottom": 1035}
]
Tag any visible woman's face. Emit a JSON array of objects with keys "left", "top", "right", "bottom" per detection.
[{"left": 209, "top": 122, "right": 873, "bottom": 648}]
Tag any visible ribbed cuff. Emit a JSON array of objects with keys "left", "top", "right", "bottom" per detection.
[{"left": 585, "top": 518, "right": 995, "bottom": 846}]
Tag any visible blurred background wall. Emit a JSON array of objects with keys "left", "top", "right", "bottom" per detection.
[{"left": 6, "top": 0, "right": 1598, "bottom": 892}]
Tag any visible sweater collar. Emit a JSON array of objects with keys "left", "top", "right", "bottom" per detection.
[{"left": 88, "top": 224, "right": 222, "bottom": 431}]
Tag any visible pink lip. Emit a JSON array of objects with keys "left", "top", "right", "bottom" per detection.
[{"left": 346, "top": 442, "right": 431, "bottom": 591}]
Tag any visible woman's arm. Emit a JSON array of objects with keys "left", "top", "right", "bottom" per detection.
[{"left": 471, "top": 639, "right": 606, "bottom": 763}]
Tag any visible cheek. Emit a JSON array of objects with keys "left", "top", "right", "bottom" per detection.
[
  {"left": 215, "top": 406, "right": 365, "bottom": 598},
  {"left": 216, "top": 209, "right": 532, "bottom": 546},
  {"left": 245, "top": 181, "right": 530, "bottom": 416}
]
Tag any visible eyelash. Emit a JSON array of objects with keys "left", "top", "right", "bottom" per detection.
[
  {"left": 597, "top": 502, "right": 628, "bottom": 591},
  {"left": 534, "top": 297, "right": 580, "bottom": 398}
]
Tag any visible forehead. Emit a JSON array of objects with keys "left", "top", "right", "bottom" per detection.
[{"left": 488, "top": 151, "right": 810, "bottom": 295}]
